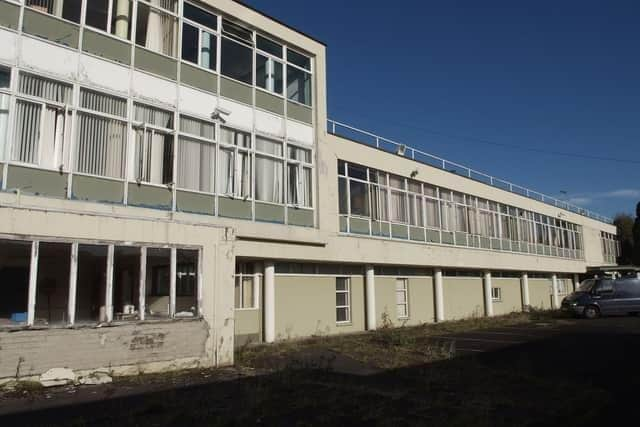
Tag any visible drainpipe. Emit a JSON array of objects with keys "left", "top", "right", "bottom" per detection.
[{"left": 365, "top": 265, "right": 376, "bottom": 331}]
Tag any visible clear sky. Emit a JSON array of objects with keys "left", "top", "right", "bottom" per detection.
[{"left": 246, "top": 0, "right": 640, "bottom": 218}]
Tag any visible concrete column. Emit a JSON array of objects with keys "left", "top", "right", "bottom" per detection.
[
  {"left": 483, "top": 271, "right": 494, "bottom": 317},
  {"left": 365, "top": 265, "right": 376, "bottom": 331},
  {"left": 434, "top": 268, "right": 444, "bottom": 322},
  {"left": 573, "top": 274, "right": 580, "bottom": 292},
  {"left": 551, "top": 274, "right": 559, "bottom": 309},
  {"left": 115, "top": 0, "right": 131, "bottom": 38},
  {"left": 264, "top": 261, "right": 275, "bottom": 343},
  {"left": 521, "top": 273, "right": 530, "bottom": 311}
]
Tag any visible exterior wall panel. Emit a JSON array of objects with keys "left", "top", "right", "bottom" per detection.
[
  {"left": 442, "top": 277, "right": 484, "bottom": 320},
  {"left": 492, "top": 278, "right": 522, "bottom": 315},
  {"left": 22, "top": 9, "right": 79, "bottom": 49},
  {"left": 6, "top": 166, "right": 68, "bottom": 199},
  {"left": 82, "top": 29, "right": 131, "bottom": 65},
  {"left": 528, "top": 279, "right": 553, "bottom": 310},
  {"left": 72, "top": 175, "right": 124, "bottom": 204},
  {"left": 0, "top": 1, "right": 20, "bottom": 31}
]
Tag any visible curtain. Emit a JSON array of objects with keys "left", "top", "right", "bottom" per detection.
[
  {"left": 177, "top": 137, "right": 214, "bottom": 192},
  {"left": 218, "top": 148, "right": 234, "bottom": 195},
  {"left": 425, "top": 198, "right": 439, "bottom": 228},
  {"left": 390, "top": 190, "right": 407, "bottom": 223},
  {"left": 0, "top": 94, "right": 9, "bottom": 161},
  {"left": 134, "top": 129, "right": 172, "bottom": 184},
  {"left": 75, "top": 113, "right": 126, "bottom": 178},
  {"left": 143, "top": 3, "right": 176, "bottom": 56},
  {"left": 12, "top": 100, "right": 41, "bottom": 164},
  {"left": 255, "top": 156, "right": 283, "bottom": 203}
]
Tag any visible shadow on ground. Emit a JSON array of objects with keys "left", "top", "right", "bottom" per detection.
[{"left": 2, "top": 318, "right": 640, "bottom": 426}]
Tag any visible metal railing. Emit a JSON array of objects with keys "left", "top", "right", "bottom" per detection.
[{"left": 327, "top": 119, "right": 613, "bottom": 224}]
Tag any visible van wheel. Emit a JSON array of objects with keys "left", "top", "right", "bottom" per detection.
[{"left": 583, "top": 306, "right": 599, "bottom": 319}]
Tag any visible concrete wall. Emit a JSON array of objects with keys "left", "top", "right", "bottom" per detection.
[
  {"left": 529, "top": 279, "right": 553, "bottom": 310},
  {"left": 235, "top": 309, "right": 262, "bottom": 347},
  {"left": 0, "top": 321, "right": 209, "bottom": 379},
  {"left": 492, "top": 278, "right": 523, "bottom": 316},
  {"left": 274, "top": 275, "right": 365, "bottom": 340},
  {"left": 442, "top": 278, "right": 485, "bottom": 320},
  {"left": 375, "top": 276, "right": 434, "bottom": 327}
]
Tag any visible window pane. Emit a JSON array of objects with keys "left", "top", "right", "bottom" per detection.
[
  {"left": 338, "top": 177, "right": 348, "bottom": 215},
  {"left": 177, "top": 136, "right": 215, "bottom": 192},
  {"left": 0, "top": 68, "right": 9, "bottom": 88},
  {"left": 336, "top": 307, "right": 348, "bottom": 322},
  {"left": 85, "top": 0, "right": 109, "bottom": 31},
  {"left": 133, "top": 129, "right": 174, "bottom": 184},
  {"left": 220, "top": 127, "right": 251, "bottom": 147},
  {"left": 0, "top": 240, "right": 32, "bottom": 327},
  {"left": 111, "top": 0, "right": 132, "bottom": 39},
  {"left": 257, "top": 55, "right": 283, "bottom": 94},
  {"left": 12, "top": 100, "right": 41, "bottom": 164},
  {"left": 81, "top": 89, "right": 127, "bottom": 118},
  {"left": 218, "top": 148, "right": 234, "bottom": 195},
  {"left": 242, "top": 277, "right": 254, "bottom": 308},
  {"left": 336, "top": 292, "right": 348, "bottom": 307},
  {"left": 0, "top": 93, "right": 10, "bottom": 162},
  {"left": 183, "top": 2, "right": 217, "bottom": 30},
  {"left": 336, "top": 277, "right": 349, "bottom": 291},
  {"left": 256, "top": 137, "right": 282, "bottom": 156},
  {"left": 390, "top": 190, "right": 407, "bottom": 223},
  {"left": 221, "top": 38, "right": 253, "bottom": 84},
  {"left": 113, "top": 246, "right": 140, "bottom": 321},
  {"left": 135, "top": 103, "right": 174, "bottom": 129},
  {"left": 287, "top": 66, "right": 311, "bottom": 106},
  {"left": 19, "top": 73, "right": 72, "bottom": 103},
  {"left": 146, "top": 248, "right": 171, "bottom": 319},
  {"left": 257, "top": 35, "right": 283, "bottom": 57},
  {"left": 234, "top": 277, "right": 241, "bottom": 308},
  {"left": 181, "top": 23, "right": 198, "bottom": 64},
  {"left": 180, "top": 115, "right": 215, "bottom": 139},
  {"left": 287, "top": 49, "right": 311, "bottom": 70},
  {"left": 426, "top": 198, "right": 439, "bottom": 228},
  {"left": 349, "top": 181, "right": 369, "bottom": 217},
  {"left": 222, "top": 19, "right": 252, "bottom": 44},
  {"left": 75, "top": 244, "right": 108, "bottom": 324},
  {"left": 288, "top": 145, "right": 311, "bottom": 163},
  {"left": 75, "top": 113, "right": 126, "bottom": 178},
  {"left": 35, "top": 242, "right": 71, "bottom": 326},
  {"left": 176, "top": 249, "right": 198, "bottom": 316},
  {"left": 201, "top": 32, "right": 216, "bottom": 70},
  {"left": 255, "top": 156, "right": 283, "bottom": 203},
  {"left": 136, "top": 4, "right": 177, "bottom": 57}
]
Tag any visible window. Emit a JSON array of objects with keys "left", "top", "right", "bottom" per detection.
[
  {"left": 396, "top": 279, "right": 409, "bottom": 319},
  {"left": 132, "top": 103, "right": 175, "bottom": 185},
  {"left": 85, "top": 0, "right": 133, "bottom": 39},
  {"left": 338, "top": 177, "right": 348, "bottom": 215},
  {"left": 287, "top": 145, "right": 312, "bottom": 207},
  {"left": 35, "top": 242, "right": 71, "bottom": 326},
  {"left": 0, "top": 68, "right": 9, "bottom": 161},
  {"left": 256, "top": 36, "right": 283, "bottom": 95},
  {"left": 371, "top": 185, "right": 388, "bottom": 221},
  {"left": 13, "top": 73, "right": 72, "bottom": 169},
  {"left": 491, "top": 287, "right": 502, "bottom": 302},
  {"left": 112, "top": 246, "right": 141, "bottom": 321},
  {"left": 176, "top": 249, "right": 198, "bottom": 317},
  {"left": 177, "top": 115, "right": 215, "bottom": 193},
  {"left": 181, "top": 2, "right": 217, "bottom": 70},
  {"left": 235, "top": 263, "right": 257, "bottom": 309},
  {"left": 221, "top": 20, "right": 253, "bottom": 84},
  {"left": 26, "top": 0, "right": 82, "bottom": 23},
  {"left": 425, "top": 197, "right": 440, "bottom": 228},
  {"left": 218, "top": 127, "right": 251, "bottom": 198},
  {"left": 75, "top": 89, "right": 127, "bottom": 179},
  {"left": 75, "top": 244, "right": 108, "bottom": 324},
  {"left": 349, "top": 180, "right": 369, "bottom": 217},
  {"left": 287, "top": 49, "right": 312, "bottom": 106},
  {"left": 336, "top": 277, "right": 351, "bottom": 323},
  {"left": 409, "top": 194, "right": 424, "bottom": 227},
  {"left": 136, "top": 1, "right": 178, "bottom": 57},
  {"left": 146, "top": 248, "right": 171, "bottom": 319},
  {"left": 0, "top": 240, "right": 32, "bottom": 327},
  {"left": 255, "top": 137, "right": 284, "bottom": 203}
]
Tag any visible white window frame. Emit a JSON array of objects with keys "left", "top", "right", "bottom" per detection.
[
  {"left": 336, "top": 277, "right": 351, "bottom": 324},
  {"left": 396, "top": 278, "right": 409, "bottom": 319},
  {"left": 176, "top": 114, "right": 216, "bottom": 194},
  {"left": 491, "top": 287, "right": 502, "bottom": 302},
  {"left": 218, "top": 127, "right": 252, "bottom": 199},
  {"left": 286, "top": 142, "right": 313, "bottom": 208},
  {"left": 181, "top": 1, "right": 219, "bottom": 72},
  {"left": 234, "top": 265, "right": 259, "bottom": 310}
]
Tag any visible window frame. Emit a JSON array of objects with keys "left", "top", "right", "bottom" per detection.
[
  {"left": 396, "top": 278, "right": 409, "bottom": 319},
  {"left": 176, "top": 113, "right": 217, "bottom": 194},
  {"left": 491, "top": 287, "right": 502, "bottom": 302},
  {"left": 335, "top": 277, "right": 351, "bottom": 324},
  {"left": 181, "top": 1, "right": 219, "bottom": 73}
]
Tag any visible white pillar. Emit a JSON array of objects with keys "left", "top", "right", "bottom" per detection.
[
  {"left": 27, "top": 241, "right": 39, "bottom": 326},
  {"left": 169, "top": 248, "right": 177, "bottom": 317},
  {"left": 573, "top": 274, "right": 580, "bottom": 292},
  {"left": 139, "top": 247, "right": 147, "bottom": 321},
  {"left": 264, "top": 261, "right": 275, "bottom": 343},
  {"left": 521, "top": 273, "right": 530, "bottom": 311},
  {"left": 68, "top": 243, "right": 79, "bottom": 326},
  {"left": 483, "top": 271, "right": 494, "bottom": 317},
  {"left": 105, "top": 245, "right": 114, "bottom": 323},
  {"left": 434, "top": 268, "right": 444, "bottom": 322},
  {"left": 551, "top": 274, "right": 559, "bottom": 309},
  {"left": 365, "top": 265, "right": 376, "bottom": 331}
]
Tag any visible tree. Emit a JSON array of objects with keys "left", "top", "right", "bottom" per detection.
[
  {"left": 614, "top": 213, "right": 634, "bottom": 265},
  {"left": 634, "top": 202, "right": 640, "bottom": 266}
]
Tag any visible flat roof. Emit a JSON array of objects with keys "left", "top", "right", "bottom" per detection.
[{"left": 233, "top": 0, "right": 326, "bottom": 47}]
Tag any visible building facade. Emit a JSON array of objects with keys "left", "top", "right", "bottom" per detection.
[{"left": 0, "top": 0, "right": 617, "bottom": 382}]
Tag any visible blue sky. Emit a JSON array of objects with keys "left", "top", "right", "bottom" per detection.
[{"left": 246, "top": 0, "right": 640, "bottom": 218}]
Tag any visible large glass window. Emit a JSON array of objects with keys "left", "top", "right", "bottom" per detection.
[
  {"left": 0, "top": 68, "right": 9, "bottom": 161},
  {"left": 75, "top": 244, "right": 108, "bottom": 324},
  {"left": 255, "top": 137, "right": 284, "bottom": 204},
  {"left": 75, "top": 89, "right": 127, "bottom": 179},
  {"left": 181, "top": 2, "right": 217, "bottom": 71},
  {"left": 85, "top": 0, "right": 133, "bottom": 39},
  {"left": 287, "top": 49, "right": 312, "bottom": 106},
  {"left": 135, "top": 1, "right": 178, "bottom": 57},
  {"left": 132, "top": 103, "right": 175, "bottom": 185},
  {"left": 0, "top": 240, "right": 32, "bottom": 327},
  {"left": 221, "top": 20, "right": 253, "bottom": 84},
  {"left": 287, "top": 145, "right": 312, "bottom": 207},
  {"left": 177, "top": 115, "right": 215, "bottom": 193},
  {"left": 218, "top": 127, "right": 251, "bottom": 198},
  {"left": 176, "top": 249, "right": 198, "bottom": 316},
  {"left": 256, "top": 36, "right": 284, "bottom": 95},
  {"left": 113, "top": 246, "right": 141, "bottom": 321}
]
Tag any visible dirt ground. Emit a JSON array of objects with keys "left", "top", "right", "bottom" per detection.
[{"left": 2, "top": 312, "right": 640, "bottom": 426}]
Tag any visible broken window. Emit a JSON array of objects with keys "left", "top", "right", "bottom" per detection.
[
  {"left": 113, "top": 246, "right": 141, "bottom": 321},
  {"left": 175, "top": 249, "right": 198, "bottom": 317},
  {"left": 13, "top": 73, "right": 72, "bottom": 169},
  {"left": 221, "top": 20, "right": 253, "bottom": 84},
  {"left": 75, "top": 88, "right": 127, "bottom": 179},
  {"left": 0, "top": 67, "right": 9, "bottom": 161},
  {"left": 177, "top": 115, "right": 215, "bottom": 193},
  {"left": 255, "top": 137, "right": 283, "bottom": 204},
  {"left": 75, "top": 244, "right": 108, "bottom": 324},
  {"left": 85, "top": 0, "right": 133, "bottom": 40},
  {"left": 181, "top": 2, "right": 217, "bottom": 71},
  {"left": 26, "top": 0, "right": 82, "bottom": 23},
  {"left": 287, "top": 145, "right": 312, "bottom": 207},
  {"left": 135, "top": 0, "right": 178, "bottom": 57},
  {"left": 146, "top": 248, "right": 171, "bottom": 319},
  {"left": 0, "top": 240, "right": 32, "bottom": 327},
  {"left": 218, "top": 127, "right": 251, "bottom": 198},
  {"left": 35, "top": 242, "right": 71, "bottom": 326},
  {"left": 132, "top": 103, "right": 174, "bottom": 185}
]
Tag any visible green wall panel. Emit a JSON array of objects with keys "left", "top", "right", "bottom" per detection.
[
  {"left": 287, "top": 101, "right": 313, "bottom": 124},
  {"left": 391, "top": 224, "right": 408, "bottom": 240},
  {"left": 455, "top": 232, "right": 468, "bottom": 246},
  {"left": 218, "top": 197, "right": 252, "bottom": 220},
  {"left": 0, "top": 1, "right": 20, "bottom": 30},
  {"left": 288, "top": 207, "right": 314, "bottom": 228},
  {"left": 176, "top": 190, "right": 214, "bottom": 215},
  {"left": 220, "top": 77, "right": 252, "bottom": 105},
  {"left": 135, "top": 47, "right": 178, "bottom": 80},
  {"left": 256, "top": 90, "right": 284, "bottom": 116},
  {"left": 255, "top": 202, "right": 285, "bottom": 224},
  {"left": 6, "top": 166, "right": 68, "bottom": 199},
  {"left": 427, "top": 229, "right": 440, "bottom": 243},
  {"left": 72, "top": 175, "right": 124, "bottom": 204},
  {"left": 180, "top": 62, "right": 217, "bottom": 93},
  {"left": 23, "top": 9, "right": 80, "bottom": 49},
  {"left": 82, "top": 29, "right": 131, "bottom": 65},
  {"left": 349, "top": 217, "right": 370, "bottom": 235},
  {"left": 410, "top": 227, "right": 425, "bottom": 241},
  {"left": 371, "top": 221, "right": 390, "bottom": 237},
  {"left": 441, "top": 231, "right": 454, "bottom": 245},
  {"left": 127, "top": 183, "right": 172, "bottom": 210}
]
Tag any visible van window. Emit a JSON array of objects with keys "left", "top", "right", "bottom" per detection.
[
  {"left": 594, "top": 279, "right": 614, "bottom": 294},
  {"left": 614, "top": 278, "right": 640, "bottom": 298}
]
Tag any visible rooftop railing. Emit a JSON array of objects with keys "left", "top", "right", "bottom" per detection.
[{"left": 328, "top": 119, "right": 613, "bottom": 225}]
